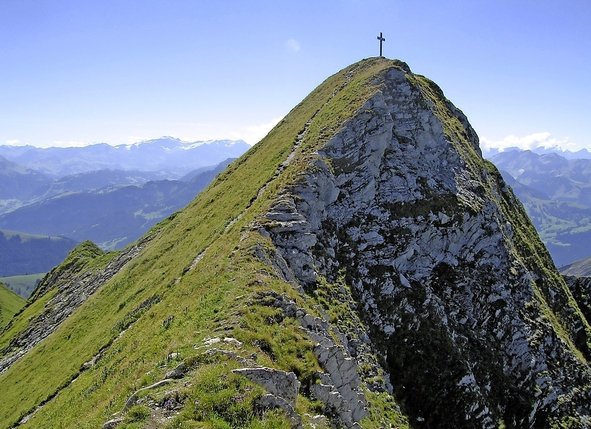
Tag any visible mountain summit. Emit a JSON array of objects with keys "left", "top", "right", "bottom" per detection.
[{"left": 1, "top": 58, "right": 589, "bottom": 428}]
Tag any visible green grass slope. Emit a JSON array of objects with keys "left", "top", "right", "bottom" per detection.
[
  {"left": 0, "top": 282, "right": 25, "bottom": 328},
  {"left": 0, "top": 58, "right": 409, "bottom": 428},
  {"left": 0, "top": 240, "right": 117, "bottom": 360}
]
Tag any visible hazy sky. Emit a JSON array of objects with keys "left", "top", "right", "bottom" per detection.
[{"left": 1, "top": 0, "right": 589, "bottom": 150}]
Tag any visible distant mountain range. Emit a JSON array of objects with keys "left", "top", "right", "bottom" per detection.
[
  {"left": 488, "top": 149, "right": 591, "bottom": 266},
  {"left": 484, "top": 146, "right": 591, "bottom": 160},
  {"left": 0, "top": 229, "right": 77, "bottom": 277},
  {"left": 0, "top": 155, "right": 49, "bottom": 201},
  {"left": 0, "top": 137, "right": 250, "bottom": 177},
  {"left": 0, "top": 138, "right": 249, "bottom": 282},
  {"left": 561, "top": 256, "right": 591, "bottom": 277},
  {"left": 0, "top": 159, "right": 234, "bottom": 249}
]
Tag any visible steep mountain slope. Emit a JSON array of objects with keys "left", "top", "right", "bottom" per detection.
[
  {"left": 0, "top": 160, "right": 232, "bottom": 249},
  {"left": 0, "top": 58, "right": 590, "bottom": 429},
  {"left": 0, "top": 282, "right": 25, "bottom": 328},
  {"left": 0, "top": 229, "right": 78, "bottom": 277}
]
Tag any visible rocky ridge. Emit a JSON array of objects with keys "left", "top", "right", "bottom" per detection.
[
  {"left": 0, "top": 58, "right": 589, "bottom": 428},
  {"left": 256, "top": 63, "right": 591, "bottom": 427}
]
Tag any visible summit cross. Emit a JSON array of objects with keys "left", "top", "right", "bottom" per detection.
[{"left": 377, "top": 32, "right": 385, "bottom": 57}]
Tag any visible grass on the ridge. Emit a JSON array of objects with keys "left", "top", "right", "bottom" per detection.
[
  {"left": 0, "top": 282, "right": 25, "bottom": 328},
  {"left": 0, "top": 57, "right": 409, "bottom": 429}
]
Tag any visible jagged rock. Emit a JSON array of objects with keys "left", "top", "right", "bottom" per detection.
[
  {"left": 167, "top": 352, "right": 180, "bottom": 361},
  {"left": 252, "top": 290, "right": 369, "bottom": 427},
  {"left": 259, "top": 63, "right": 591, "bottom": 427},
  {"left": 161, "top": 390, "right": 185, "bottom": 412},
  {"left": 222, "top": 337, "right": 243, "bottom": 347},
  {"left": 203, "top": 337, "right": 221, "bottom": 346},
  {"left": 232, "top": 367, "right": 300, "bottom": 405},
  {"left": 306, "top": 414, "right": 330, "bottom": 428},
  {"left": 165, "top": 362, "right": 187, "bottom": 379}
]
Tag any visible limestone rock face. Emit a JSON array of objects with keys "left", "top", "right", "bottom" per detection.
[{"left": 259, "top": 66, "right": 591, "bottom": 427}]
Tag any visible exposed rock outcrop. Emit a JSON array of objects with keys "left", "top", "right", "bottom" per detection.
[
  {"left": 250, "top": 289, "right": 373, "bottom": 427},
  {"left": 257, "top": 64, "right": 591, "bottom": 427},
  {"left": 233, "top": 367, "right": 302, "bottom": 428},
  {"left": 233, "top": 367, "right": 299, "bottom": 403}
]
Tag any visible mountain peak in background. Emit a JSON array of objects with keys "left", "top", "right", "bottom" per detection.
[
  {"left": 0, "top": 138, "right": 250, "bottom": 177},
  {"left": 483, "top": 145, "right": 591, "bottom": 160},
  {"left": 1, "top": 58, "right": 590, "bottom": 428}
]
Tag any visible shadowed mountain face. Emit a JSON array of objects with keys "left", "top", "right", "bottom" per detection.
[{"left": 0, "top": 58, "right": 589, "bottom": 429}]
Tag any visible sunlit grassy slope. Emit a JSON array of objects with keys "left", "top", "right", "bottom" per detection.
[
  {"left": 0, "top": 57, "right": 410, "bottom": 428},
  {"left": 0, "top": 282, "right": 25, "bottom": 328}
]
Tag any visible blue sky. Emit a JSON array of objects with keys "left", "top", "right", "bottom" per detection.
[{"left": 1, "top": 0, "right": 589, "bottom": 150}]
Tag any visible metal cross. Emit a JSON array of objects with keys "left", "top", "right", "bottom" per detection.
[{"left": 377, "top": 32, "right": 385, "bottom": 57}]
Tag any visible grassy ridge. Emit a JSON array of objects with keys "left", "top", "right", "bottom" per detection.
[
  {"left": 0, "top": 282, "right": 25, "bottom": 328},
  {"left": 0, "top": 58, "right": 409, "bottom": 428}
]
